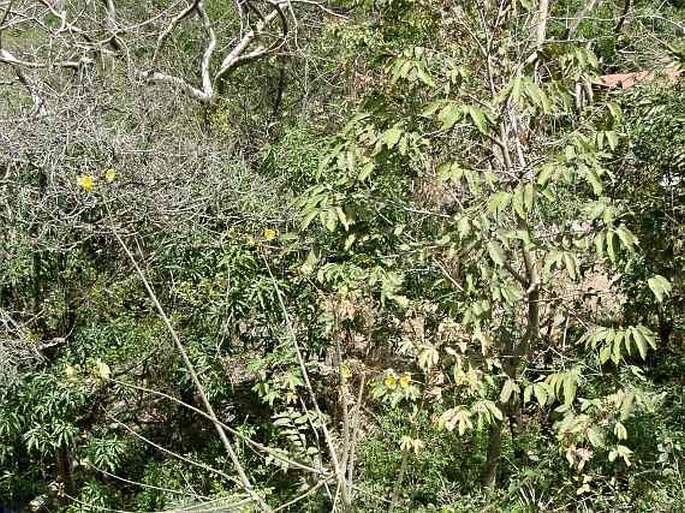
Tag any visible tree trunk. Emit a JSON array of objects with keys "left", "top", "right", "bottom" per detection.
[
  {"left": 483, "top": 423, "right": 502, "bottom": 489},
  {"left": 56, "top": 446, "right": 74, "bottom": 498}
]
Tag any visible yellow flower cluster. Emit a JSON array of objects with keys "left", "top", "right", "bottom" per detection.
[
  {"left": 77, "top": 175, "right": 94, "bottom": 191},
  {"left": 263, "top": 228, "right": 279, "bottom": 241},
  {"left": 384, "top": 370, "right": 411, "bottom": 389},
  {"left": 76, "top": 168, "right": 117, "bottom": 192}
]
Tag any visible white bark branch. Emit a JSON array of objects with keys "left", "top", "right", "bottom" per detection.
[
  {"left": 197, "top": 0, "right": 216, "bottom": 99},
  {"left": 152, "top": 0, "right": 201, "bottom": 64}
]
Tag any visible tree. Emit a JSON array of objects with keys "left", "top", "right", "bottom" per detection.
[
  {"left": 1, "top": 0, "right": 684, "bottom": 510},
  {"left": 298, "top": 0, "right": 677, "bottom": 502}
]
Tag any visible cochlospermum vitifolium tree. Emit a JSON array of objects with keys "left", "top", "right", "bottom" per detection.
[{"left": 1, "top": 0, "right": 354, "bottom": 509}]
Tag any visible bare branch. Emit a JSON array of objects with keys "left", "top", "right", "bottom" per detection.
[
  {"left": 262, "top": 253, "right": 354, "bottom": 512},
  {"left": 152, "top": 0, "right": 201, "bottom": 64},
  {"left": 533, "top": 0, "right": 549, "bottom": 50},
  {"left": 214, "top": 6, "right": 283, "bottom": 83},
  {"left": 566, "top": 0, "right": 602, "bottom": 38},
  {"left": 615, "top": 0, "right": 632, "bottom": 34},
  {"left": 102, "top": 0, "right": 122, "bottom": 50},
  {"left": 0, "top": 48, "right": 91, "bottom": 69},
  {"left": 135, "top": 69, "right": 210, "bottom": 103},
  {"left": 197, "top": 0, "right": 216, "bottom": 98},
  {"left": 112, "top": 378, "right": 329, "bottom": 477},
  {"left": 108, "top": 220, "right": 274, "bottom": 512}
]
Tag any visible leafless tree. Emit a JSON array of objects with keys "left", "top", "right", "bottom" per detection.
[{"left": 0, "top": 0, "right": 343, "bottom": 110}]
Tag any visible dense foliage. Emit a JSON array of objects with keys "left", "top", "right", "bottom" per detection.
[{"left": 1, "top": 0, "right": 684, "bottom": 511}]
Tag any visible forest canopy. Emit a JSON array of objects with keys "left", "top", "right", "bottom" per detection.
[{"left": 1, "top": 0, "right": 684, "bottom": 511}]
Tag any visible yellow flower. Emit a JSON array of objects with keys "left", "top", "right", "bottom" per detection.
[
  {"left": 104, "top": 168, "right": 117, "bottom": 183},
  {"left": 399, "top": 372, "right": 411, "bottom": 388},
  {"left": 384, "top": 371, "right": 397, "bottom": 389},
  {"left": 77, "top": 175, "right": 94, "bottom": 191},
  {"left": 263, "top": 228, "right": 278, "bottom": 241},
  {"left": 340, "top": 363, "right": 353, "bottom": 380}
]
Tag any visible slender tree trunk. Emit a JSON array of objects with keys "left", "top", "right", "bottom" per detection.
[
  {"left": 534, "top": 0, "right": 549, "bottom": 49},
  {"left": 56, "top": 446, "right": 74, "bottom": 497},
  {"left": 615, "top": 0, "right": 632, "bottom": 34},
  {"left": 566, "top": 0, "right": 602, "bottom": 38},
  {"left": 483, "top": 423, "right": 502, "bottom": 489},
  {"left": 389, "top": 454, "right": 408, "bottom": 512}
]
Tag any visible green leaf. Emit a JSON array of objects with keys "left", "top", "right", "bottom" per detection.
[
  {"left": 594, "top": 231, "right": 605, "bottom": 258},
  {"left": 607, "top": 102, "right": 622, "bottom": 122},
  {"left": 523, "top": 183, "right": 534, "bottom": 211},
  {"left": 94, "top": 360, "right": 111, "bottom": 380},
  {"left": 563, "top": 252, "right": 577, "bottom": 280},
  {"left": 487, "top": 241, "right": 506, "bottom": 266},
  {"left": 585, "top": 166, "right": 603, "bottom": 195},
  {"left": 513, "top": 186, "right": 526, "bottom": 218},
  {"left": 464, "top": 170, "right": 482, "bottom": 194},
  {"left": 383, "top": 127, "right": 403, "bottom": 149},
  {"left": 630, "top": 327, "right": 648, "bottom": 360},
  {"left": 533, "top": 383, "right": 548, "bottom": 406},
  {"left": 609, "top": 445, "right": 633, "bottom": 466},
  {"left": 613, "top": 330, "right": 626, "bottom": 356},
  {"left": 543, "top": 250, "right": 562, "bottom": 277},
  {"left": 648, "top": 274, "right": 672, "bottom": 303},
  {"left": 273, "top": 417, "right": 291, "bottom": 427},
  {"left": 301, "top": 208, "right": 319, "bottom": 230},
  {"left": 456, "top": 216, "right": 471, "bottom": 239},
  {"left": 487, "top": 191, "right": 511, "bottom": 214},
  {"left": 422, "top": 100, "right": 445, "bottom": 117},
  {"left": 596, "top": 131, "right": 605, "bottom": 150},
  {"left": 416, "top": 66, "right": 436, "bottom": 88},
  {"left": 614, "top": 422, "right": 628, "bottom": 441},
  {"left": 438, "top": 162, "right": 465, "bottom": 182},
  {"left": 612, "top": 332, "right": 623, "bottom": 364},
  {"left": 523, "top": 79, "right": 548, "bottom": 111},
  {"left": 358, "top": 161, "right": 374, "bottom": 181},
  {"left": 438, "top": 104, "right": 463, "bottom": 129},
  {"left": 637, "top": 325, "right": 657, "bottom": 350},
  {"left": 336, "top": 207, "right": 351, "bottom": 231},
  {"left": 588, "top": 427, "right": 605, "bottom": 448},
  {"left": 500, "top": 379, "right": 515, "bottom": 403},
  {"left": 486, "top": 401, "right": 504, "bottom": 421},
  {"left": 563, "top": 374, "right": 577, "bottom": 405},
  {"left": 500, "top": 283, "right": 521, "bottom": 305},
  {"left": 584, "top": 201, "right": 605, "bottom": 220},
  {"left": 343, "top": 233, "right": 357, "bottom": 251},
  {"left": 537, "top": 164, "right": 555, "bottom": 187},
  {"left": 511, "top": 76, "right": 523, "bottom": 104},
  {"left": 607, "top": 231, "right": 617, "bottom": 262},
  {"left": 467, "top": 106, "right": 489, "bottom": 134},
  {"left": 523, "top": 384, "right": 533, "bottom": 404},
  {"left": 586, "top": 49, "right": 599, "bottom": 68},
  {"left": 564, "top": 145, "right": 575, "bottom": 162},
  {"left": 615, "top": 225, "right": 638, "bottom": 250},
  {"left": 323, "top": 209, "right": 338, "bottom": 232}
]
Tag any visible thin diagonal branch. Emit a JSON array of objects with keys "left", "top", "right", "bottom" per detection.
[{"left": 108, "top": 219, "right": 273, "bottom": 512}]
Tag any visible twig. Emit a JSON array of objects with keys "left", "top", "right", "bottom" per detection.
[
  {"left": 262, "top": 252, "right": 354, "bottom": 511},
  {"left": 108, "top": 217, "right": 272, "bottom": 512}
]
